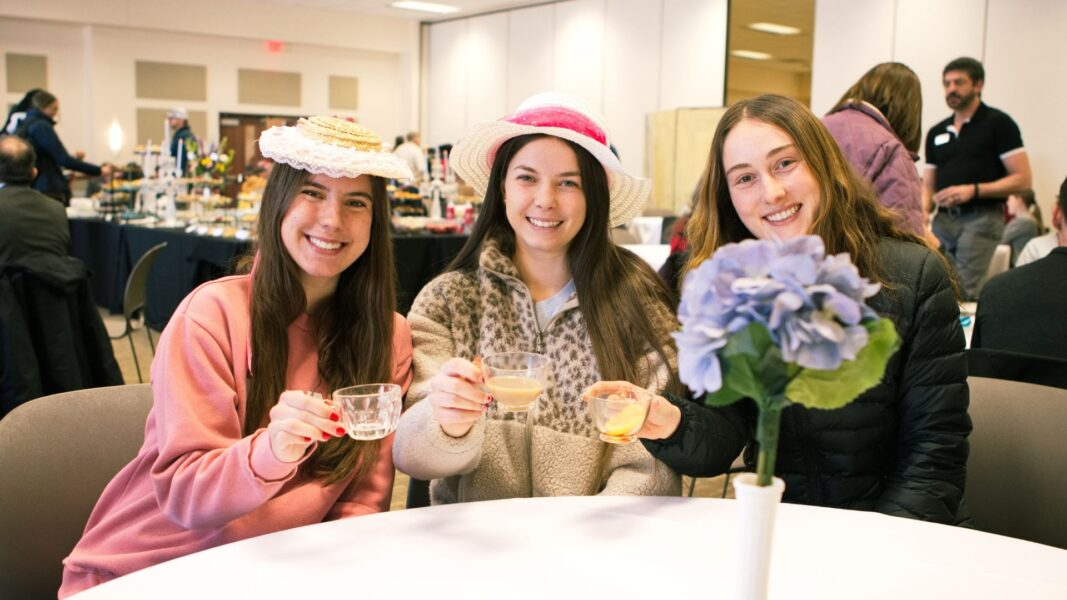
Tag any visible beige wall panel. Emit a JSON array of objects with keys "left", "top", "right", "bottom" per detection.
[
  {"left": 6, "top": 53, "right": 48, "bottom": 93},
  {"left": 647, "top": 110, "right": 677, "bottom": 210},
  {"left": 647, "top": 107, "right": 726, "bottom": 212},
  {"left": 328, "top": 75, "right": 359, "bottom": 110},
  {"left": 238, "top": 68, "right": 301, "bottom": 107},
  {"left": 673, "top": 108, "right": 725, "bottom": 211},
  {"left": 136, "top": 108, "right": 207, "bottom": 146},
  {"left": 135, "top": 61, "right": 207, "bottom": 101}
]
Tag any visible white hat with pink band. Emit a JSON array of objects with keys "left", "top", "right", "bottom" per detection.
[{"left": 450, "top": 92, "right": 650, "bottom": 227}]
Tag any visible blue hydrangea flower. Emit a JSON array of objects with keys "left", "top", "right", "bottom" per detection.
[{"left": 674, "top": 235, "right": 881, "bottom": 394}]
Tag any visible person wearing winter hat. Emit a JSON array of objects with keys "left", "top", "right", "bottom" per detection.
[
  {"left": 60, "top": 116, "right": 414, "bottom": 597},
  {"left": 392, "top": 92, "right": 682, "bottom": 503}
]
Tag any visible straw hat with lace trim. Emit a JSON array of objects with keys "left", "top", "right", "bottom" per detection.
[{"left": 258, "top": 116, "right": 413, "bottom": 181}]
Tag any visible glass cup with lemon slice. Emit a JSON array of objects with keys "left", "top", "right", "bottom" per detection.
[{"left": 590, "top": 388, "right": 651, "bottom": 444}]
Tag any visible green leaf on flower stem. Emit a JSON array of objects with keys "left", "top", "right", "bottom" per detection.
[
  {"left": 785, "top": 318, "right": 901, "bottom": 410},
  {"left": 703, "top": 323, "right": 794, "bottom": 410}
]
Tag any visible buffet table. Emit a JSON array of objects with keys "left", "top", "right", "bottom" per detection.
[
  {"left": 69, "top": 218, "right": 467, "bottom": 328},
  {"left": 74, "top": 496, "right": 1066, "bottom": 599}
]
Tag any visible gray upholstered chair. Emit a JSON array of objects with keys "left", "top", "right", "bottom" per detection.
[
  {"left": 0, "top": 384, "right": 152, "bottom": 598},
  {"left": 965, "top": 376, "right": 1067, "bottom": 549}
]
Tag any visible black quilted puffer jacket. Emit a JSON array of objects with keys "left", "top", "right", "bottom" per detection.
[{"left": 645, "top": 238, "right": 972, "bottom": 525}]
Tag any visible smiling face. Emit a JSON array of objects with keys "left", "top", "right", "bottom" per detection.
[
  {"left": 721, "top": 118, "right": 821, "bottom": 242},
  {"left": 502, "top": 136, "right": 588, "bottom": 262},
  {"left": 280, "top": 173, "right": 374, "bottom": 303}
]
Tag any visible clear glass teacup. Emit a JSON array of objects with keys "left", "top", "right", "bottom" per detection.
[
  {"left": 481, "top": 352, "right": 551, "bottom": 413},
  {"left": 333, "top": 383, "right": 402, "bottom": 440},
  {"left": 589, "top": 387, "right": 651, "bottom": 444}
]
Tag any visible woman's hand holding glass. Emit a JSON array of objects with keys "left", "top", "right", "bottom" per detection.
[
  {"left": 428, "top": 358, "right": 492, "bottom": 438},
  {"left": 582, "top": 381, "right": 682, "bottom": 441},
  {"left": 267, "top": 390, "right": 346, "bottom": 463}
]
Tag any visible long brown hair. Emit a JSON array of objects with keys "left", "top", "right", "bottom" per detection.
[
  {"left": 243, "top": 163, "right": 397, "bottom": 485},
  {"left": 450, "top": 134, "right": 680, "bottom": 394},
  {"left": 831, "top": 62, "right": 923, "bottom": 153},
  {"left": 688, "top": 94, "right": 924, "bottom": 288}
]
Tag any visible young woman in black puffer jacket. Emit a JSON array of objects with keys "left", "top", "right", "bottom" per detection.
[{"left": 589, "top": 94, "right": 970, "bottom": 525}]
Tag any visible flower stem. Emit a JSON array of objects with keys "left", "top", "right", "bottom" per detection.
[{"left": 755, "top": 400, "right": 784, "bottom": 487}]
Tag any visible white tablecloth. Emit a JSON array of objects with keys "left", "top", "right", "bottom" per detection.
[
  {"left": 627, "top": 216, "right": 664, "bottom": 244},
  {"left": 622, "top": 243, "right": 671, "bottom": 272},
  {"left": 76, "top": 496, "right": 1067, "bottom": 599}
]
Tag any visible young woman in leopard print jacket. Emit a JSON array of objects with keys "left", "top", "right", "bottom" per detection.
[{"left": 392, "top": 93, "right": 683, "bottom": 503}]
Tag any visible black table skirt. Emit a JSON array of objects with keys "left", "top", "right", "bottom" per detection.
[{"left": 69, "top": 219, "right": 468, "bottom": 330}]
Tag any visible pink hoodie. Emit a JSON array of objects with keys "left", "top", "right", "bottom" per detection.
[{"left": 60, "top": 274, "right": 412, "bottom": 597}]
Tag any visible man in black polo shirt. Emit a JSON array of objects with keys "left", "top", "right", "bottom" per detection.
[{"left": 923, "top": 56, "right": 1031, "bottom": 300}]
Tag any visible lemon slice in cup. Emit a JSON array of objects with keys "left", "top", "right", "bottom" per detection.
[{"left": 603, "top": 403, "right": 647, "bottom": 436}]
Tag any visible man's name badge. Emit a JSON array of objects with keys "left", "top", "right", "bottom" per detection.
[{"left": 934, "top": 132, "right": 952, "bottom": 146}]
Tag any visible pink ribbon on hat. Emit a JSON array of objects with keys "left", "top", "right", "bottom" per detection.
[{"left": 504, "top": 106, "right": 608, "bottom": 146}]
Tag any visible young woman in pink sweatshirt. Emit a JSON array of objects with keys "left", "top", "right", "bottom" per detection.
[{"left": 60, "top": 117, "right": 414, "bottom": 597}]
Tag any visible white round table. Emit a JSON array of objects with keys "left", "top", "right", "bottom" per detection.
[{"left": 74, "top": 496, "right": 1067, "bottom": 599}]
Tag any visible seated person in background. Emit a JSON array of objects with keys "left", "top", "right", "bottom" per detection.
[
  {"left": 1016, "top": 230, "right": 1058, "bottom": 267},
  {"left": 0, "top": 135, "right": 70, "bottom": 264},
  {"left": 1001, "top": 190, "right": 1041, "bottom": 267},
  {"left": 973, "top": 175, "right": 1067, "bottom": 360},
  {"left": 822, "top": 62, "right": 925, "bottom": 237},
  {"left": 60, "top": 117, "right": 414, "bottom": 597},
  {"left": 589, "top": 95, "right": 970, "bottom": 525},
  {"left": 392, "top": 93, "right": 681, "bottom": 503}
]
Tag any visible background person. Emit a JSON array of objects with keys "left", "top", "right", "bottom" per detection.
[
  {"left": 15, "top": 90, "right": 110, "bottom": 205},
  {"left": 822, "top": 62, "right": 925, "bottom": 236},
  {"left": 972, "top": 175, "right": 1067, "bottom": 360},
  {"left": 0, "top": 135, "right": 70, "bottom": 264},
  {"left": 595, "top": 95, "right": 970, "bottom": 525},
  {"left": 60, "top": 117, "right": 414, "bottom": 597},
  {"left": 923, "top": 57, "right": 1031, "bottom": 300},
  {"left": 4, "top": 88, "right": 42, "bottom": 135},
  {"left": 392, "top": 93, "right": 681, "bottom": 503},
  {"left": 167, "top": 107, "right": 195, "bottom": 174},
  {"left": 1001, "top": 190, "right": 1042, "bottom": 267},
  {"left": 393, "top": 130, "right": 429, "bottom": 182}
]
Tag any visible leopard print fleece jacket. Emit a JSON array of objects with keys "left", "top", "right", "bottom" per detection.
[{"left": 392, "top": 240, "right": 681, "bottom": 504}]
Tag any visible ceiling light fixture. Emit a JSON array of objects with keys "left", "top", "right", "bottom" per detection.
[
  {"left": 389, "top": 1, "right": 460, "bottom": 14},
  {"left": 731, "top": 49, "right": 773, "bottom": 61},
  {"left": 747, "top": 22, "right": 801, "bottom": 35}
]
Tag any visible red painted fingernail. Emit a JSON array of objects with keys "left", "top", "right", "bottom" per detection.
[
  {"left": 336, "top": 427, "right": 346, "bottom": 436},
  {"left": 322, "top": 432, "right": 330, "bottom": 440},
  {"left": 330, "top": 412, "right": 340, "bottom": 422},
  {"left": 303, "top": 436, "right": 312, "bottom": 442},
  {"left": 487, "top": 395, "right": 494, "bottom": 403}
]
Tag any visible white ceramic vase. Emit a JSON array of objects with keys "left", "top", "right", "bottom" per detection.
[{"left": 732, "top": 473, "right": 786, "bottom": 600}]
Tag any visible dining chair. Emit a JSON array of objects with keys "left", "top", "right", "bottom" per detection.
[
  {"left": 0, "top": 384, "right": 152, "bottom": 598},
  {"left": 685, "top": 453, "right": 746, "bottom": 498},
  {"left": 110, "top": 242, "right": 167, "bottom": 382},
  {"left": 978, "top": 244, "right": 1011, "bottom": 290},
  {"left": 965, "top": 376, "right": 1067, "bottom": 549}
]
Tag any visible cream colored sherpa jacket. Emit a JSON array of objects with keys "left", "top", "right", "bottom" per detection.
[{"left": 392, "top": 241, "right": 681, "bottom": 504}]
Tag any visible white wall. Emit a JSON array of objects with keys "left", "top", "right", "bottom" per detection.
[
  {"left": 422, "top": 0, "right": 729, "bottom": 178},
  {"left": 0, "top": 1, "right": 420, "bottom": 167},
  {"left": 812, "top": 0, "right": 1066, "bottom": 222}
]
